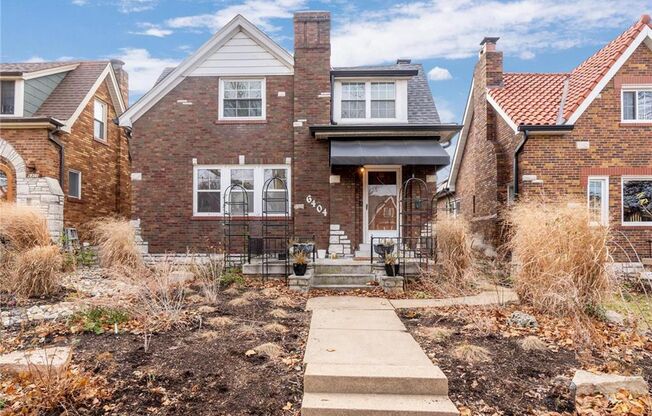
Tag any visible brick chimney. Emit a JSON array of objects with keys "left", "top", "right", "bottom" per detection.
[
  {"left": 110, "top": 59, "right": 129, "bottom": 107},
  {"left": 478, "top": 37, "right": 503, "bottom": 88},
  {"left": 292, "top": 11, "right": 332, "bottom": 250}
]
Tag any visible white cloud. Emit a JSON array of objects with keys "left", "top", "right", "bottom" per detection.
[
  {"left": 428, "top": 66, "right": 452, "bottom": 81},
  {"left": 71, "top": 0, "right": 88, "bottom": 5},
  {"left": 131, "top": 23, "right": 173, "bottom": 38},
  {"left": 113, "top": 48, "right": 180, "bottom": 95},
  {"left": 519, "top": 50, "right": 536, "bottom": 60},
  {"left": 331, "top": 0, "right": 647, "bottom": 66},
  {"left": 118, "top": 0, "right": 158, "bottom": 13},
  {"left": 24, "top": 56, "right": 46, "bottom": 63},
  {"left": 433, "top": 97, "right": 457, "bottom": 123},
  {"left": 165, "top": 0, "right": 306, "bottom": 33}
]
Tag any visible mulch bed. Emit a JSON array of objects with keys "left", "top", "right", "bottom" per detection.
[
  {"left": 1, "top": 279, "right": 309, "bottom": 415},
  {"left": 398, "top": 305, "right": 652, "bottom": 416}
]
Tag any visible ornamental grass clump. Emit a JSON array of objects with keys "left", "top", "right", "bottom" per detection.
[
  {"left": 507, "top": 200, "right": 612, "bottom": 319},
  {"left": 8, "top": 245, "right": 64, "bottom": 298},
  {"left": 88, "top": 217, "right": 143, "bottom": 270},
  {"left": 0, "top": 203, "right": 51, "bottom": 251},
  {"left": 434, "top": 216, "right": 474, "bottom": 283}
]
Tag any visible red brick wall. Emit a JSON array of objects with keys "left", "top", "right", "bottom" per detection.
[
  {"left": 63, "top": 79, "right": 131, "bottom": 234},
  {"left": 131, "top": 75, "right": 295, "bottom": 253},
  {"left": 0, "top": 128, "right": 57, "bottom": 177},
  {"left": 293, "top": 12, "right": 332, "bottom": 250}
]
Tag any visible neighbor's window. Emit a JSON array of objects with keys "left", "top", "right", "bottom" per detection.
[
  {"left": 196, "top": 168, "right": 221, "bottom": 214},
  {"left": 587, "top": 176, "right": 609, "bottom": 226},
  {"left": 93, "top": 99, "right": 107, "bottom": 140},
  {"left": 622, "top": 177, "right": 652, "bottom": 225},
  {"left": 341, "top": 82, "right": 366, "bottom": 119},
  {"left": 193, "top": 165, "right": 290, "bottom": 216},
  {"left": 221, "top": 79, "right": 264, "bottom": 119},
  {"left": 371, "top": 82, "right": 396, "bottom": 118},
  {"left": 622, "top": 88, "right": 652, "bottom": 121},
  {"left": 0, "top": 81, "right": 16, "bottom": 115},
  {"left": 447, "top": 199, "right": 460, "bottom": 217},
  {"left": 68, "top": 170, "right": 81, "bottom": 199}
]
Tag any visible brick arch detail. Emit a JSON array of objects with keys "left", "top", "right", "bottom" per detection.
[{"left": 0, "top": 137, "right": 27, "bottom": 182}]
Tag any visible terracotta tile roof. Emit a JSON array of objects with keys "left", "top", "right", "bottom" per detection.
[
  {"left": 488, "top": 15, "right": 652, "bottom": 126},
  {"left": 0, "top": 61, "right": 77, "bottom": 75},
  {"left": 489, "top": 73, "right": 567, "bottom": 126},
  {"left": 35, "top": 61, "right": 110, "bottom": 120}
]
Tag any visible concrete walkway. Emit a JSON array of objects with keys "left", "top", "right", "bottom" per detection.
[
  {"left": 391, "top": 286, "right": 517, "bottom": 309},
  {"left": 302, "top": 296, "right": 458, "bottom": 415}
]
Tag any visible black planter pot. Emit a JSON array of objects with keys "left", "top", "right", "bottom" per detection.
[
  {"left": 385, "top": 264, "right": 399, "bottom": 276},
  {"left": 374, "top": 244, "right": 395, "bottom": 258},
  {"left": 293, "top": 263, "right": 307, "bottom": 276}
]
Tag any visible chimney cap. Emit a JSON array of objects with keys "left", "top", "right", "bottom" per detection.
[
  {"left": 480, "top": 37, "right": 500, "bottom": 46},
  {"left": 110, "top": 59, "right": 125, "bottom": 67},
  {"left": 396, "top": 58, "right": 412, "bottom": 65}
]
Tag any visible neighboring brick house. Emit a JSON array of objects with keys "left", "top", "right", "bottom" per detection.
[
  {"left": 440, "top": 15, "right": 652, "bottom": 263},
  {"left": 0, "top": 60, "right": 131, "bottom": 240},
  {"left": 119, "top": 12, "right": 458, "bottom": 257}
]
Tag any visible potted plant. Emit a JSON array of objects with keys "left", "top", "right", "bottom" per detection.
[
  {"left": 292, "top": 250, "right": 309, "bottom": 276},
  {"left": 384, "top": 253, "right": 399, "bottom": 276},
  {"left": 373, "top": 238, "right": 396, "bottom": 259}
]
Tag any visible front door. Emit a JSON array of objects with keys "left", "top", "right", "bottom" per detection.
[
  {"left": 0, "top": 164, "right": 13, "bottom": 202},
  {"left": 364, "top": 167, "right": 400, "bottom": 243}
]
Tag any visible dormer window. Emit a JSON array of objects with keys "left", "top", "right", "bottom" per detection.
[
  {"left": 333, "top": 79, "right": 407, "bottom": 123},
  {"left": 1, "top": 81, "right": 16, "bottom": 115},
  {"left": 622, "top": 88, "right": 652, "bottom": 122}
]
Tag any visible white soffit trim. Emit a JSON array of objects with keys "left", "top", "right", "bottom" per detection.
[
  {"left": 567, "top": 26, "right": 652, "bottom": 124},
  {"left": 21, "top": 63, "right": 80, "bottom": 80},
  {"left": 486, "top": 92, "right": 519, "bottom": 133},
  {"left": 62, "top": 63, "right": 126, "bottom": 133},
  {"left": 447, "top": 79, "right": 474, "bottom": 192},
  {"left": 119, "top": 14, "right": 294, "bottom": 127}
]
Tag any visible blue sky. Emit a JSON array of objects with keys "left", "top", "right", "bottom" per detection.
[{"left": 0, "top": 0, "right": 649, "bottom": 123}]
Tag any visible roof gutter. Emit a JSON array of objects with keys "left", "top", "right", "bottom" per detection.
[{"left": 513, "top": 124, "right": 575, "bottom": 196}]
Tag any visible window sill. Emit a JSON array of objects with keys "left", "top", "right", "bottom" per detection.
[
  {"left": 67, "top": 196, "right": 83, "bottom": 203},
  {"left": 215, "top": 119, "right": 267, "bottom": 125},
  {"left": 619, "top": 122, "right": 652, "bottom": 127}
]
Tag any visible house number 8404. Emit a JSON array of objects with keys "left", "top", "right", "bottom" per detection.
[{"left": 305, "top": 195, "right": 327, "bottom": 217}]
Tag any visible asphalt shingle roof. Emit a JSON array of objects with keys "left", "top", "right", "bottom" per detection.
[
  {"left": 0, "top": 62, "right": 77, "bottom": 74},
  {"left": 333, "top": 63, "right": 441, "bottom": 124},
  {"left": 488, "top": 15, "right": 652, "bottom": 126}
]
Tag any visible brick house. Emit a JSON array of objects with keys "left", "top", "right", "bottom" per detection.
[
  {"left": 0, "top": 60, "right": 131, "bottom": 240},
  {"left": 439, "top": 15, "right": 652, "bottom": 263},
  {"left": 119, "top": 12, "right": 458, "bottom": 258}
]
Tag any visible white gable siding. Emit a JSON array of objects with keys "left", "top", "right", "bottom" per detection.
[{"left": 190, "top": 30, "right": 293, "bottom": 76}]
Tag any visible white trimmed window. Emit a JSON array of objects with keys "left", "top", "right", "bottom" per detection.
[
  {"left": 622, "top": 177, "right": 652, "bottom": 226},
  {"left": 219, "top": 79, "right": 265, "bottom": 120},
  {"left": 446, "top": 199, "right": 460, "bottom": 217},
  {"left": 341, "top": 82, "right": 366, "bottom": 118},
  {"left": 68, "top": 169, "right": 81, "bottom": 199},
  {"left": 370, "top": 82, "right": 396, "bottom": 118},
  {"left": 94, "top": 99, "right": 107, "bottom": 140},
  {"left": 587, "top": 176, "right": 609, "bottom": 226},
  {"left": 193, "top": 165, "right": 290, "bottom": 216},
  {"left": 622, "top": 87, "right": 652, "bottom": 122},
  {"left": 334, "top": 79, "right": 407, "bottom": 123},
  {"left": 1, "top": 81, "right": 16, "bottom": 115}
]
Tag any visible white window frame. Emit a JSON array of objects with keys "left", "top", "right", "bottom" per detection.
[
  {"left": 621, "top": 86, "right": 652, "bottom": 123},
  {"left": 218, "top": 78, "right": 266, "bottom": 121},
  {"left": 333, "top": 79, "right": 408, "bottom": 124},
  {"left": 0, "top": 79, "right": 24, "bottom": 117},
  {"left": 447, "top": 198, "right": 460, "bottom": 218},
  {"left": 68, "top": 169, "right": 82, "bottom": 199},
  {"left": 193, "top": 164, "right": 290, "bottom": 217},
  {"left": 93, "top": 99, "right": 108, "bottom": 141},
  {"left": 587, "top": 176, "right": 609, "bottom": 226},
  {"left": 621, "top": 176, "right": 652, "bottom": 226}
]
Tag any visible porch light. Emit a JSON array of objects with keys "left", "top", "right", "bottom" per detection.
[{"left": 359, "top": 167, "right": 365, "bottom": 174}]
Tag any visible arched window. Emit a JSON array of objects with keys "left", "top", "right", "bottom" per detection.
[{"left": 0, "top": 165, "right": 13, "bottom": 202}]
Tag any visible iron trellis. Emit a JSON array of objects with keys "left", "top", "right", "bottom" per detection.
[
  {"left": 261, "top": 175, "right": 290, "bottom": 282},
  {"left": 223, "top": 183, "right": 250, "bottom": 269},
  {"left": 399, "top": 176, "right": 435, "bottom": 284}
]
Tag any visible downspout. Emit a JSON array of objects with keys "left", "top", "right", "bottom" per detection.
[
  {"left": 48, "top": 128, "right": 65, "bottom": 186},
  {"left": 513, "top": 130, "right": 527, "bottom": 197}
]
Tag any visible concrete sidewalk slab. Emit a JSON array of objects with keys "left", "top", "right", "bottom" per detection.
[
  {"left": 311, "top": 309, "right": 406, "bottom": 331},
  {"left": 304, "top": 328, "right": 433, "bottom": 366},
  {"left": 307, "top": 296, "right": 394, "bottom": 311},
  {"left": 390, "top": 289, "right": 518, "bottom": 309}
]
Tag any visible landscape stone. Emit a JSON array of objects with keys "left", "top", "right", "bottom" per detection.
[
  {"left": 0, "top": 346, "right": 72, "bottom": 377},
  {"left": 571, "top": 370, "right": 649, "bottom": 398},
  {"left": 604, "top": 310, "right": 624, "bottom": 325},
  {"left": 508, "top": 311, "right": 538, "bottom": 328}
]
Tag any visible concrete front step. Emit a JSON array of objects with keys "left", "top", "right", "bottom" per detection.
[
  {"left": 301, "top": 393, "right": 458, "bottom": 416},
  {"left": 312, "top": 273, "right": 376, "bottom": 286},
  {"left": 314, "top": 263, "right": 373, "bottom": 275},
  {"left": 311, "top": 284, "right": 378, "bottom": 291},
  {"left": 305, "top": 363, "right": 448, "bottom": 395}
]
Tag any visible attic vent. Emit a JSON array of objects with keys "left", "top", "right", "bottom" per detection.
[{"left": 396, "top": 59, "right": 411, "bottom": 65}]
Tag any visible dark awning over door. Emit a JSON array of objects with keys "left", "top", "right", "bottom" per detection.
[{"left": 330, "top": 140, "right": 450, "bottom": 166}]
